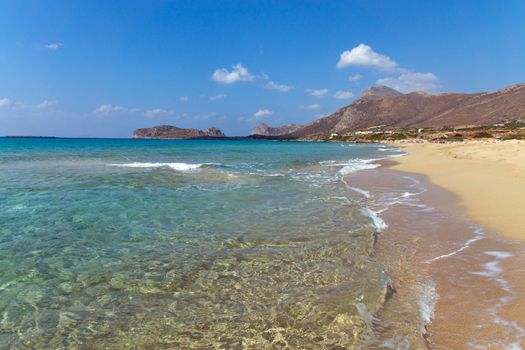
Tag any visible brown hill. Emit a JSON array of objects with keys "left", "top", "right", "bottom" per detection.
[
  {"left": 251, "top": 123, "right": 301, "bottom": 136},
  {"left": 133, "top": 125, "right": 225, "bottom": 139},
  {"left": 285, "top": 83, "right": 525, "bottom": 138}
]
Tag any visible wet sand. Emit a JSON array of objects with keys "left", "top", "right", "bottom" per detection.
[{"left": 345, "top": 162, "right": 525, "bottom": 349}]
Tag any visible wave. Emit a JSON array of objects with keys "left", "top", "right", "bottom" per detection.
[
  {"left": 108, "top": 162, "right": 213, "bottom": 171},
  {"left": 361, "top": 207, "right": 388, "bottom": 232},
  {"left": 320, "top": 158, "right": 381, "bottom": 174},
  {"left": 348, "top": 186, "right": 371, "bottom": 198},
  {"left": 418, "top": 278, "right": 438, "bottom": 335},
  {"left": 425, "top": 226, "right": 484, "bottom": 263}
]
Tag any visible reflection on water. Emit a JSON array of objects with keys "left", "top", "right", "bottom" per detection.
[{"left": 0, "top": 139, "right": 402, "bottom": 349}]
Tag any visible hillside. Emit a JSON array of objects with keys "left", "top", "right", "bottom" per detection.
[{"left": 275, "top": 83, "right": 525, "bottom": 139}]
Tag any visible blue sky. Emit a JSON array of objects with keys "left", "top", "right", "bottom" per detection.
[{"left": 1, "top": 0, "right": 524, "bottom": 137}]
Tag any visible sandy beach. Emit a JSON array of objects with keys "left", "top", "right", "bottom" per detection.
[
  {"left": 376, "top": 140, "right": 525, "bottom": 348},
  {"left": 390, "top": 140, "right": 525, "bottom": 241}
]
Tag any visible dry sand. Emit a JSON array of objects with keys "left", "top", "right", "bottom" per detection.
[{"left": 390, "top": 140, "right": 525, "bottom": 241}]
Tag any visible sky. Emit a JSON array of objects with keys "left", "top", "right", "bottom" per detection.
[{"left": 0, "top": 0, "right": 524, "bottom": 137}]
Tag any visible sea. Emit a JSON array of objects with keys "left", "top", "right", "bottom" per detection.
[{"left": 0, "top": 137, "right": 465, "bottom": 349}]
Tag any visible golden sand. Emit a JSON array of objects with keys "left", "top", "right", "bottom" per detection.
[{"left": 390, "top": 140, "right": 525, "bottom": 241}]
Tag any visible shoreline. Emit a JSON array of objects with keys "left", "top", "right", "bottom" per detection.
[
  {"left": 372, "top": 141, "right": 525, "bottom": 348},
  {"left": 346, "top": 151, "right": 525, "bottom": 348},
  {"left": 387, "top": 140, "right": 525, "bottom": 241}
]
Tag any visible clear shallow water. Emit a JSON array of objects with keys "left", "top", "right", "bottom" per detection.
[{"left": 0, "top": 138, "right": 401, "bottom": 349}]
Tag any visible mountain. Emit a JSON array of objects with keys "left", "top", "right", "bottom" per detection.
[
  {"left": 133, "top": 125, "right": 225, "bottom": 139},
  {"left": 359, "top": 86, "right": 404, "bottom": 100},
  {"left": 281, "top": 83, "right": 525, "bottom": 139},
  {"left": 251, "top": 123, "right": 301, "bottom": 136}
]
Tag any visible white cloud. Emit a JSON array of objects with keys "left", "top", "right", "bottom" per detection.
[
  {"left": 334, "top": 91, "right": 354, "bottom": 100},
  {"left": 337, "top": 44, "right": 397, "bottom": 71},
  {"left": 253, "top": 109, "right": 273, "bottom": 118},
  {"left": 93, "top": 104, "right": 139, "bottom": 115},
  {"left": 305, "top": 88, "right": 329, "bottom": 98},
  {"left": 264, "top": 81, "right": 293, "bottom": 93},
  {"left": 45, "top": 42, "right": 63, "bottom": 50},
  {"left": 144, "top": 108, "right": 176, "bottom": 118},
  {"left": 376, "top": 72, "right": 438, "bottom": 93},
  {"left": 0, "top": 98, "right": 11, "bottom": 107},
  {"left": 211, "top": 64, "right": 255, "bottom": 84},
  {"left": 209, "top": 93, "right": 226, "bottom": 101},
  {"left": 260, "top": 72, "right": 270, "bottom": 81},
  {"left": 178, "top": 96, "right": 189, "bottom": 103},
  {"left": 34, "top": 100, "right": 57, "bottom": 109},
  {"left": 348, "top": 74, "right": 362, "bottom": 82},
  {"left": 302, "top": 104, "right": 320, "bottom": 110},
  {"left": 11, "top": 99, "right": 58, "bottom": 111}
]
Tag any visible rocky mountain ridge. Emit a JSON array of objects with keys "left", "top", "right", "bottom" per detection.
[
  {"left": 251, "top": 123, "right": 301, "bottom": 136},
  {"left": 267, "top": 83, "right": 525, "bottom": 139},
  {"left": 133, "top": 83, "right": 525, "bottom": 140}
]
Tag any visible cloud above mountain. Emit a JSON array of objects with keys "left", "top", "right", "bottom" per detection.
[
  {"left": 376, "top": 72, "right": 439, "bottom": 93},
  {"left": 211, "top": 64, "right": 255, "bottom": 84},
  {"left": 337, "top": 43, "right": 439, "bottom": 92},
  {"left": 337, "top": 44, "right": 398, "bottom": 71},
  {"left": 333, "top": 91, "right": 354, "bottom": 99},
  {"left": 305, "top": 88, "right": 329, "bottom": 97},
  {"left": 253, "top": 109, "right": 273, "bottom": 118}
]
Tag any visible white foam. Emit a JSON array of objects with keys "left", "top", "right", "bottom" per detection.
[
  {"left": 471, "top": 251, "right": 514, "bottom": 291},
  {"left": 339, "top": 162, "right": 380, "bottom": 174},
  {"left": 425, "top": 226, "right": 484, "bottom": 263},
  {"left": 109, "top": 162, "right": 205, "bottom": 171},
  {"left": 348, "top": 186, "right": 371, "bottom": 198},
  {"left": 418, "top": 278, "right": 438, "bottom": 335},
  {"left": 361, "top": 207, "right": 388, "bottom": 232},
  {"left": 319, "top": 158, "right": 381, "bottom": 174},
  {"left": 469, "top": 250, "right": 525, "bottom": 349},
  {"left": 321, "top": 152, "right": 408, "bottom": 176}
]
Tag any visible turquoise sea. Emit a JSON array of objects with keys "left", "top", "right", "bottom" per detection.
[{"left": 0, "top": 138, "right": 403, "bottom": 349}]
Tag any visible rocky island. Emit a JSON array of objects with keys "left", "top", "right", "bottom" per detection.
[{"left": 133, "top": 125, "right": 225, "bottom": 139}]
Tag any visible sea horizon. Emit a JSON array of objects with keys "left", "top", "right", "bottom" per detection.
[{"left": 2, "top": 1, "right": 525, "bottom": 348}]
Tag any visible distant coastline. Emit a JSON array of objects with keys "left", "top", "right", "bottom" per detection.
[{"left": 1, "top": 135, "right": 58, "bottom": 139}]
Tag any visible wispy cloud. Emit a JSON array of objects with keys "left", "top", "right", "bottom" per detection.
[
  {"left": 0, "top": 98, "right": 12, "bottom": 108},
  {"left": 334, "top": 91, "right": 354, "bottom": 100},
  {"left": 337, "top": 44, "right": 398, "bottom": 71},
  {"left": 305, "top": 88, "right": 329, "bottom": 98},
  {"left": 376, "top": 72, "right": 439, "bottom": 93},
  {"left": 93, "top": 104, "right": 139, "bottom": 115},
  {"left": 45, "top": 42, "right": 63, "bottom": 50},
  {"left": 178, "top": 96, "right": 189, "bottom": 103},
  {"left": 264, "top": 81, "right": 293, "bottom": 93},
  {"left": 34, "top": 100, "right": 57, "bottom": 109},
  {"left": 144, "top": 108, "right": 176, "bottom": 119},
  {"left": 209, "top": 93, "right": 226, "bottom": 101},
  {"left": 348, "top": 74, "right": 363, "bottom": 82},
  {"left": 302, "top": 103, "right": 320, "bottom": 110},
  {"left": 12, "top": 99, "right": 58, "bottom": 111},
  {"left": 211, "top": 64, "right": 255, "bottom": 84}
]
